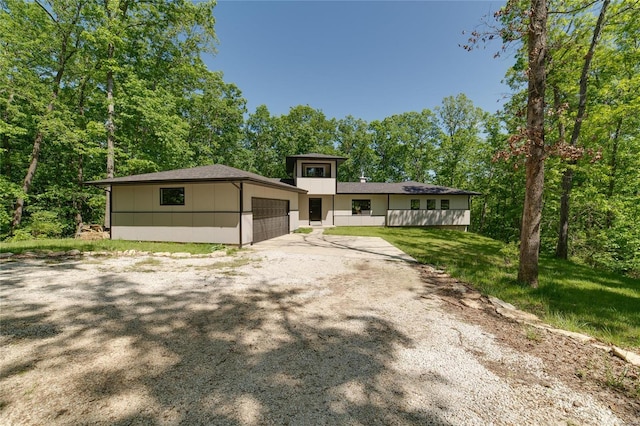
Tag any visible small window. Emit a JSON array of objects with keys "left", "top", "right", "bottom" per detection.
[
  {"left": 160, "top": 187, "right": 185, "bottom": 205},
  {"left": 302, "top": 163, "right": 330, "bottom": 177},
  {"left": 411, "top": 199, "right": 420, "bottom": 210},
  {"left": 305, "top": 166, "right": 324, "bottom": 177},
  {"left": 352, "top": 199, "right": 371, "bottom": 215},
  {"left": 440, "top": 199, "right": 450, "bottom": 210},
  {"left": 427, "top": 199, "right": 436, "bottom": 210}
]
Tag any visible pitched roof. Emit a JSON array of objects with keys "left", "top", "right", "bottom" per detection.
[
  {"left": 286, "top": 153, "right": 347, "bottom": 174},
  {"left": 337, "top": 181, "right": 481, "bottom": 196},
  {"left": 86, "top": 164, "right": 307, "bottom": 193}
]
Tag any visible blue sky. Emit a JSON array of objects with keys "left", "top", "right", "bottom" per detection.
[{"left": 205, "top": 1, "right": 512, "bottom": 122}]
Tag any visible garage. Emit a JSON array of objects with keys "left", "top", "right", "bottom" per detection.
[{"left": 252, "top": 197, "right": 290, "bottom": 243}]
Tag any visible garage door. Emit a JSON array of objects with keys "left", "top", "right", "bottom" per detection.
[{"left": 252, "top": 198, "right": 290, "bottom": 243}]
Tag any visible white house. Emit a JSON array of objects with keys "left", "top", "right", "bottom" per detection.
[{"left": 88, "top": 153, "right": 479, "bottom": 246}]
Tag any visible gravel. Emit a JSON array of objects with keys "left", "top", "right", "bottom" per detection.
[{"left": 0, "top": 231, "right": 627, "bottom": 425}]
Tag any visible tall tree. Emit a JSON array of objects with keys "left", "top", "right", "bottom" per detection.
[
  {"left": 5, "top": 0, "right": 85, "bottom": 232},
  {"left": 434, "top": 94, "right": 486, "bottom": 189},
  {"left": 518, "top": 0, "right": 548, "bottom": 287},
  {"left": 555, "top": 0, "right": 611, "bottom": 259}
]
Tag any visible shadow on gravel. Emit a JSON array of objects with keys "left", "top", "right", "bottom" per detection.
[{"left": 1, "top": 271, "right": 453, "bottom": 425}]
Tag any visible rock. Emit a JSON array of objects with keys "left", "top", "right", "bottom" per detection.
[
  {"left": 460, "top": 298, "right": 483, "bottom": 310},
  {"left": 154, "top": 252, "right": 171, "bottom": 257},
  {"left": 465, "top": 292, "right": 482, "bottom": 300},
  {"left": 170, "top": 252, "right": 191, "bottom": 258},
  {"left": 496, "top": 307, "right": 540, "bottom": 323},
  {"left": 611, "top": 346, "right": 640, "bottom": 367},
  {"left": 547, "top": 328, "right": 593, "bottom": 344},
  {"left": 50, "top": 251, "right": 66, "bottom": 257},
  {"left": 488, "top": 296, "right": 516, "bottom": 311},
  {"left": 0, "top": 252, "right": 13, "bottom": 258},
  {"left": 591, "top": 343, "right": 612, "bottom": 352},
  {"left": 66, "top": 249, "right": 81, "bottom": 257},
  {"left": 208, "top": 251, "right": 227, "bottom": 258}
]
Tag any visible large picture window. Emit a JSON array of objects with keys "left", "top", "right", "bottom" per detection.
[
  {"left": 160, "top": 187, "right": 185, "bottom": 205},
  {"left": 352, "top": 199, "right": 371, "bottom": 215}
]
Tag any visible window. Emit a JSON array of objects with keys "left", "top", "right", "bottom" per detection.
[
  {"left": 427, "top": 199, "right": 436, "bottom": 210},
  {"left": 302, "top": 163, "right": 330, "bottom": 177},
  {"left": 440, "top": 199, "right": 450, "bottom": 210},
  {"left": 411, "top": 199, "right": 420, "bottom": 210},
  {"left": 352, "top": 199, "right": 371, "bottom": 215},
  {"left": 160, "top": 187, "right": 185, "bottom": 205}
]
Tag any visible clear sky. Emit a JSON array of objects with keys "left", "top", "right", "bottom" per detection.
[{"left": 204, "top": 0, "right": 512, "bottom": 122}]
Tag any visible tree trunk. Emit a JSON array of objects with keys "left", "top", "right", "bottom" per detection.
[
  {"left": 555, "top": 0, "right": 610, "bottom": 259},
  {"left": 605, "top": 118, "right": 622, "bottom": 228},
  {"left": 553, "top": 85, "right": 570, "bottom": 259},
  {"left": 104, "top": 43, "right": 116, "bottom": 229},
  {"left": 10, "top": 99, "right": 55, "bottom": 232},
  {"left": 518, "top": 0, "right": 547, "bottom": 288},
  {"left": 74, "top": 155, "right": 84, "bottom": 238},
  {"left": 2, "top": 93, "right": 14, "bottom": 177}
]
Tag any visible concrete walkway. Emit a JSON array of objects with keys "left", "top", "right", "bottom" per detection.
[{"left": 251, "top": 228, "right": 416, "bottom": 263}]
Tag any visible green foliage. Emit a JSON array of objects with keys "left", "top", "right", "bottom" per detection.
[
  {"left": 325, "top": 227, "right": 640, "bottom": 349},
  {"left": 0, "top": 238, "right": 224, "bottom": 255}
]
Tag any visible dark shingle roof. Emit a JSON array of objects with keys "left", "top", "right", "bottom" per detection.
[
  {"left": 337, "top": 181, "right": 481, "bottom": 196},
  {"left": 286, "top": 153, "right": 347, "bottom": 174},
  {"left": 86, "top": 164, "right": 307, "bottom": 193}
]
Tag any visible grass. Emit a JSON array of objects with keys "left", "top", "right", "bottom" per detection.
[
  {"left": 325, "top": 227, "right": 640, "bottom": 350},
  {"left": 293, "top": 227, "right": 313, "bottom": 234},
  {"left": 0, "top": 238, "right": 225, "bottom": 255}
]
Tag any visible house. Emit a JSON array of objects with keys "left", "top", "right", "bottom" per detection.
[{"left": 88, "top": 153, "right": 480, "bottom": 246}]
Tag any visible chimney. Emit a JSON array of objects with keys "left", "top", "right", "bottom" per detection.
[{"left": 359, "top": 170, "right": 368, "bottom": 183}]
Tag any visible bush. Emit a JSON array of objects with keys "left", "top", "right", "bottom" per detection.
[{"left": 26, "top": 211, "right": 65, "bottom": 239}]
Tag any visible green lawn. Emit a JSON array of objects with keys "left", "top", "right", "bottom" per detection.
[
  {"left": 0, "top": 238, "right": 224, "bottom": 255},
  {"left": 325, "top": 227, "right": 640, "bottom": 350}
]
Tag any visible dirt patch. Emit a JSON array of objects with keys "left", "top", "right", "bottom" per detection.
[{"left": 415, "top": 264, "right": 640, "bottom": 425}]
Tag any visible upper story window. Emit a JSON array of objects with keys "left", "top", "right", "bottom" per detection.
[
  {"left": 411, "top": 199, "right": 420, "bottom": 210},
  {"left": 427, "top": 199, "right": 436, "bottom": 210},
  {"left": 440, "top": 199, "right": 450, "bottom": 210},
  {"left": 302, "top": 163, "right": 331, "bottom": 178},
  {"left": 160, "top": 187, "right": 185, "bottom": 205}
]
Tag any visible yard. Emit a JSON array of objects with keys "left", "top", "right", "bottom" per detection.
[
  {"left": 325, "top": 227, "right": 640, "bottom": 350},
  {"left": 0, "top": 231, "right": 638, "bottom": 424}
]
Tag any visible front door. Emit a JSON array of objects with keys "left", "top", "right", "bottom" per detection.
[{"left": 309, "top": 198, "right": 322, "bottom": 222}]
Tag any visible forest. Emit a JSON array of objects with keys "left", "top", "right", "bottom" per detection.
[{"left": 1, "top": 0, "right": 638, "bottom": 278}]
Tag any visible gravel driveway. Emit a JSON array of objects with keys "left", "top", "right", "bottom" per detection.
[{"left": 0, "top": 230, "right": 625, "bottom": 425}]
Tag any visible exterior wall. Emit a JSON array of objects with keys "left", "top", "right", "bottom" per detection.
[
  {"left": 295, "top": 177, "right": 336, "bottom": 195},
  {"left": 334, "top": 215, "right": 386, "bottom": 227},
  {"left": 243, "top": 183, "right": 300, "bottom": 234},
  {"left": 298, "top": 194, "right": 334, "bottom": 226},
  {"left": 293, "top": 160, "right": 337, "bottom": 195},
  {"left": 111, "top": 182, "right": 241, "bottom": 244},
  {"left": 388, "top": 195, "right": 469, "bottom": 210},
  {"left": 334, "top": 194, "right": 388, "bottom": 226},
  {"left": 110, "top": 181, "right": 301, "bottom": 245},
  {"left": 333, "top": 193, "right": 471, "bottom": 228},
  {"left": 111, "top": 225, "right": 239, "bottom": 244},
  {"left": 386, "top": 209, "right": 471, "bottom": 227}
]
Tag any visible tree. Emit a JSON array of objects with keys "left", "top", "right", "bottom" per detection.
[
  {"left": 434, "top": 94, "right": 486, "bottom": 189},
  {"left": 517, "top": 0, "right": 548, "bottom": 287},
  {"left": 554, "top": 0, "right": 611, "bottom": 259},
  {"left": 4, "top": 0, "right": 86, "bottom": 232}
]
